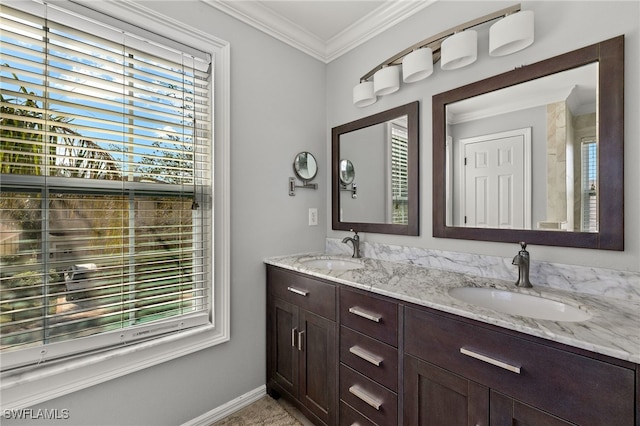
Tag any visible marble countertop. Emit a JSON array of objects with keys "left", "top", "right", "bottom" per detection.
[{"left": 264, "top": 253, "right": 640, "bottom": 364}]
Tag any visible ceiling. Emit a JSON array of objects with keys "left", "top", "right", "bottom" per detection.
[{"left": 203, "top": 0, "right": 436, "bottom": 63}]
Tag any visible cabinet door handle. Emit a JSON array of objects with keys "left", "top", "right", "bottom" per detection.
[
  {"left": 348, "top": 307, "right": 382, "bottom": 323},
  {"left": 460, "top": 347, "right": 521, "bottom": 374},
  {"left": 287, "top": 286, "right": 308, "bottom": 296},
  {"left": 348, "top": 385, "right": 383, "bottom": 410},
  {"left": 297, "top": 330, "right": 305, "bottom": 351},
  {"left": 291, "top": 328, "right": 298, "bottom": 347},
  {"left": 349, "top": 345, "right": 383, "bottom": 367}
]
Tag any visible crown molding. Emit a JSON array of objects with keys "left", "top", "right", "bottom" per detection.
[
  {"left": 325, "top": 1, "right": 436, "bottom": 62},
  {"left": 202, "top": 0, "right": 436, "bottom": 63}
]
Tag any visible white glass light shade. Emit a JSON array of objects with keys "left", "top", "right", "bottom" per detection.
[
  {"left": 489, "top": 10, "right": 534, "bottom": 56},
  {"left": 402, "top": 48, "right": 434, "bottom": 83},
  {"left": 440, "top": 30, "right": 477, "bottom": 70},
  {"left": 352, "top": 81, "right": 376, "bottom": 107},
  {"left": 373, "top": 65, "right": 400, "bottom": 96}
]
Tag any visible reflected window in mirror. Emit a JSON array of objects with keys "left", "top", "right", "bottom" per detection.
[
  {"left": 433, "top": 36, "right": 623, "bottom": 250},
  {"left": 332, "top": 101, "right": 419, "bottom": 236}
]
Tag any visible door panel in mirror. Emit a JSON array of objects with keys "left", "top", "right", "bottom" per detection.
[
  {"left": 333, "top": 101, "right": 419, "bottom": 235},
  {"left": 433, "top": 36, "right": 623, "bottom": 250}
]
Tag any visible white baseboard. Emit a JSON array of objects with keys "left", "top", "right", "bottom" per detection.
[{"left": 182, "top": 385, "right": 266, "bottom": 426}]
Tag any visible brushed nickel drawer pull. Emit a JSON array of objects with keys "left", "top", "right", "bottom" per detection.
[
  {"left": 291, "top": 328, "right": 298, "bottom": 347},
  {"left": 349, "top": 385, "right": 383, "bottom": 410},
  {"left": 348, "top": 307, "right": 382, "bottom": 323},
  {"left": 297, "top": 330, "right": 305, "bottom": 351},
  {"left": 460, "top": 347, "right": 521, "bottom": 374},
  {"left": 349, "top": 345, "right": 383, "bottom": 367},
  {"left": 287, "top": 286, "right": 308, "bottom": 297}
]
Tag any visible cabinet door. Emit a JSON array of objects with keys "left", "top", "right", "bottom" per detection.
[
  {"left": 490, "top": 391, "right": 576, "bottom": 426},
  {"left": 404, "top": 354, "right": 489, "bottom": 426},
  {"left": 299, "top": 309, "right": 337, "bottom": 425},
  {"left": 270, "top": 297, "right": 299, "bottom": 397}
]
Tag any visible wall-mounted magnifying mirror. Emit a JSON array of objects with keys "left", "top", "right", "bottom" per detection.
[
  {"left": 294, "top": 151, "right": 318, "bottom": 182},
  {"left": 289, "top": 152, "right": 318, "bottom": 196},
  {"left": 332, "top": 101, "right": 419, "bottom": 235},
  {"left": 339, "top": 159, "right": 355, "bottom": 185},
  {"left": 339, "top": 159, "right": 357, "bottom": 199},
  {"left": 433, "top": 36, "right": 624, "bottom": 250}
]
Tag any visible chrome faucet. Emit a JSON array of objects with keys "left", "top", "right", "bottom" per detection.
[
  {"left": 512, "top": 241, "right": 533, "bottom": 288},
  {"left": 342, "top": 230, "right": 361, "bottom": 258}
]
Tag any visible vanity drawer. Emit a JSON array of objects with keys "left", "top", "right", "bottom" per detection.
[
  {"left": 340, "top": 326, "right": 398, "bottom": 391},
  {"left": 268, "top": 266, "right": 336, "bottom": 320},
  {"left": 339, "top": 401, "right": 376, "bottom": 426},
  {"left": 340, "top": 364, "right": 397, "bottom": 426},
  {"left": 340, "top": 287, "right": 398, "bottom": 347},
  {"left": 404, "top": 306, "right": 635, "bottom": 426}
]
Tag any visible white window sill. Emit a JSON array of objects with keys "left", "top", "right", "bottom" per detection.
[{"left": 1, "top": 324, "right": 228, "bottom": 410}]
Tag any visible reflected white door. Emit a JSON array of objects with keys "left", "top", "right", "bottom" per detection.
[{"left": 461, "top": 128, "right": 531, "bottom": 229}]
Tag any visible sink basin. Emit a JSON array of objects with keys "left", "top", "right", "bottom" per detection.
[
  {"left": 448, "top": 287, "right": 591, "bottom": 322},
  {"left": 299, "top": 257, "right": 364, "bottom": 271}
]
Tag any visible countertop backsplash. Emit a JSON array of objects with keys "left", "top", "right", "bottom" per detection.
[{"left": 325, "top": 238, "right": 640, "bottom": 303}]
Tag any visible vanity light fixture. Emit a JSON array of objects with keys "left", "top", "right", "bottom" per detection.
[
  {"left": 440, "top": 30, "right": 478, "bottom": 70},
  {"left": 373, "top": 65, "right": 400, "bottom": 96},
  {"left": 353, "top": 80, "right": 376, "bottom": 107},
  {"left": 489, "top": 10, "right": 535, "bottom": 56},
  {"left": 402, "top": 47, "right": 434, "bottom": 83},
  {"left": 352, "top": 3, "right": 534, "bottom": 107}
]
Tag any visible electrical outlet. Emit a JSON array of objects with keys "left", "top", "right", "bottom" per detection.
[{"left": 308, "top": 208, "right": 318, "bottom": 226}]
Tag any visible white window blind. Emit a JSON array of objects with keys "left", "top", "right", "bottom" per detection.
[
  {"left": 0, "top": 2, "right": 212, "bottom": 371},
  {"left": 581, "top": 139, "right": 598, "bottom": 232},
  {"left": 390, "top": 123, "right": 409, "bottom": 224}
]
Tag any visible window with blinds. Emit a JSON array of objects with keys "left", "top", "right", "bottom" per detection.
[
  {"left": 0, "top": 3, "right": 212, "bottom": 371},
  {"left": 581, "top": 139, "right": 598, "bottom": 232},
  {"left": 390, "top": 123, "right": 409, "bottom": 224}
]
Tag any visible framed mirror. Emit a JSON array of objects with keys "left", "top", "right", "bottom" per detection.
[
  {"left": 433, "top": 36, "right": 624, "bottom": 250},
  {"left": 332, "top": 101, "right": 419, "bottom": 235}
]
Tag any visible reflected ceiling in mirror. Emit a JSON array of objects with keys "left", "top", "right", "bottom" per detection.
[
  {"left": 433, "top": 36, "right": 624, "bottom": 250},
  {"left": 332, "top": 101, "right": 419, "bottom": 235}
]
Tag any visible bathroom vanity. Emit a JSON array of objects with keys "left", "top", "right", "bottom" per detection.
[{"left": 265, "top": 254, "right": 639, "bottom": 426}]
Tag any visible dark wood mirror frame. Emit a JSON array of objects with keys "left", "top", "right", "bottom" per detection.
[
  {"left": 433, "top": 36, "right": 624, "bottom": 250},
  {"left": 332, "top": 101, "right": 420, "bottom": 235}
]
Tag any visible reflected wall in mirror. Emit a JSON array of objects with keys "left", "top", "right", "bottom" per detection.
[
  {"left": 332, "top": 101, "right": 419, "bottom": 235},
  {"left": 433, "top": 36, "right": 624, "bottom": 250}
]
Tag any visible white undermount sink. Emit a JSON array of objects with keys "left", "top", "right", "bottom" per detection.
[
  {"left": 299, "top": 257, "right": 364, "bottom": 271},
  {"left": 448, "top": 287, "right": 592, "bottom": 322}
]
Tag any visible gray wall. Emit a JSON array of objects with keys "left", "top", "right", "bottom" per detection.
[
  {"left": 326, "top": 1, "right": 640, "bottom": 273},
  {"left": 5, "top": 1, "right": 327, "bottom": 425}
]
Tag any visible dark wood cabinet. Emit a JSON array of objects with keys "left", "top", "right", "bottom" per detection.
[
  {"left": 267, "top": 266, "right": 337, "bottom": 426},
  {"left": 404, "top": 306, "right": 636, "bottom": 426},
  {"left": 267, "top": 264, "right": 639, "bottom": 426},
  {"left": 338, "top": 287, "right": 400, "bottom": 425},
  {"left": 404, "top": 354, "right": 489, "bottom": 426}
]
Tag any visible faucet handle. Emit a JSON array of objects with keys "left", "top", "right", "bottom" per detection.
[{"left": 519, "top": 241, "right": 527, "bottom": 250}]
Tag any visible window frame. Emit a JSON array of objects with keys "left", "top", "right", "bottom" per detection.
[{"left": 0, "top": 0, "right": 231, "bottom": 410}]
